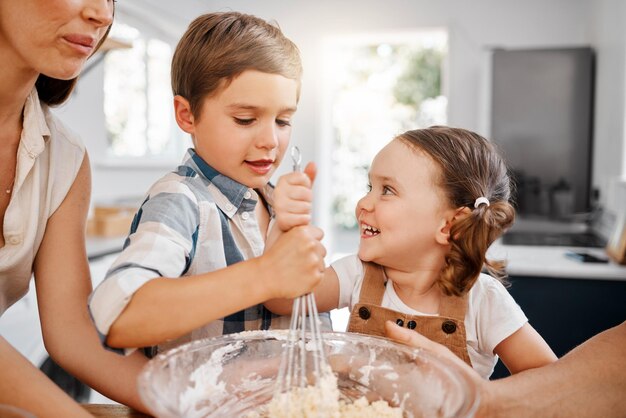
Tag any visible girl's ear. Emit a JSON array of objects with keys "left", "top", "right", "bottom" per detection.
[
  {"left": 174, "top": 95, "right": 195, "bottom": 134},
  {"left": 436, "top": 207, "right": 472, "bottom": 245}
]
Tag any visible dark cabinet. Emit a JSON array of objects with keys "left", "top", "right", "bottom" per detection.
[{"left": 491, "top": 275, "right": 626, "bottom": 379}]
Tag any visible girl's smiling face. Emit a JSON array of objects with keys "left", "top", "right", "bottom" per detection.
[{"left": 355, "top": 139, "right": 454, "bottom": 271}]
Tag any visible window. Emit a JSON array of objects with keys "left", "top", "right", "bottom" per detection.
[
  {"left": 324, "top": 31, "right": 448, "bottom": 254},
  {"left": 322, "top": 31, "right": 448, "bottom": 330},
  {"left": 104, "top": 22, "right": 190, "bottom": 161}
]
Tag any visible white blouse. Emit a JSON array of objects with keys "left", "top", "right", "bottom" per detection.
[{"left": 0, "top": 88, "right": 85, "bottom": 314}]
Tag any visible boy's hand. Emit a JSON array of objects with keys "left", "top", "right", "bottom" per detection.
[
  {"left": 273, "top": 162, "right": 317, "bottom": 232},
  {"left": 261, "top": 224, "right": 326, "bottom": 299}
]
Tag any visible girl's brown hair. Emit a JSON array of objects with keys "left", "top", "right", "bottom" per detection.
[
  {"left": 171, "top": 11, "right": 303, "bottom": 118},
  {"left": 36, "top": 14, "right": 113, "bottom": 106},
  {"left": 398, "top": 126, "right": 515, "bottom": 296}
]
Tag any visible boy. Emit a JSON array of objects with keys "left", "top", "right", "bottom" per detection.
[{"left": 89, "top": 12, "right": 326, "bottom": 354}]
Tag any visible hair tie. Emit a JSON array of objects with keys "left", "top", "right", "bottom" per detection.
[{"left": 474, "top": 197, "right": 490, "bottom": 209}]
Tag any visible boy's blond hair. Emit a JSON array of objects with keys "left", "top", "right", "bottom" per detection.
[{"left": 171, "top": 11, "right": 303, "bottom": 118}]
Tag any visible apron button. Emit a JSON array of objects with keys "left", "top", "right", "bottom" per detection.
[
  {"left": 396, "top": 319, "right": 404, "bottom": 327},
  {"left": 407, "top": 320, "right": 417, "bottom": 329},
  {"left": 358, "top": 306, "right": 371, "bottom": 320},
  {"left": 442, "top": 320, "right": 457, "bottom": 334}
]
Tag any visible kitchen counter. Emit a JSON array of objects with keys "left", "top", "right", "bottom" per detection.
[
  {"left": 488, "top": 227, "right": 626, "bottom": 378},
  {"left": 486, "top": 217, "right": 626, "bottom": 280},
  {"left": 488, "top": 240, "right": 626, "bottom": 281},
  {"left": 81, "top": 404, "right": 151, "bottom": 418}
]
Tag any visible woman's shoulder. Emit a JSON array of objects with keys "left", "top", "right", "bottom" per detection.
[
  {"left": 22, "top": 88, "right": 84, "bottom": 156},
  {"left": 43, "top": 108, "right": 84, "bottom": 151}
]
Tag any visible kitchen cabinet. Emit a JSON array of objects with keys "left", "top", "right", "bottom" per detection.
[
  {"left": 490, "top": 273, "right": 626, "bottom": 379},
  {"left": 488, "top": 240, "right": 626, "bottom": 379}
]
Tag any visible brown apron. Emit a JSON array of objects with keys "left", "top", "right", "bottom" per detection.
[{"left": 347, "top": 262, "right": 473, "bottom": 366}]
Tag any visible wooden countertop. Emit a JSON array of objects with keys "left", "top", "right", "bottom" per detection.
[{"left": 81, "top": 404, "right": 152, "bottom": 418}]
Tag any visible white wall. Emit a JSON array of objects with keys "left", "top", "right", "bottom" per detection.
[
  {"left": 53, "top": 0, "right": 626, "bottom": 219},
  {"left": 52, "top": 56, "right": 169, "bottom": 205},
  {"left": 589, "top": 0, "right": 626, "bottom": 215}
]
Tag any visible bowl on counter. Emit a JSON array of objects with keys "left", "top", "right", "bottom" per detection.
[{"left": 138, "top": 330, "right": 479, "bottom": 418}]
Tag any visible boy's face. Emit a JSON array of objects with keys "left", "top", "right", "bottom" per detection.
[
  {"left": 355, "top": 139, "right": 453, "bottom": 271},
  {"left": 189, "top": 70, "right": 298, "bottom": 189}
]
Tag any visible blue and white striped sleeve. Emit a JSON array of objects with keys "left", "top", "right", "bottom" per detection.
[{"left": 88, "top": 178, "right": 200, "bottom": 353}]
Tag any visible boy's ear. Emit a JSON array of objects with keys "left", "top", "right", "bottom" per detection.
[
  {"left": 174, "top": 95, "right": 195, "bottom": 134},
  {"left": 435, "top": 207, "right": 472, "bottom": 245}
]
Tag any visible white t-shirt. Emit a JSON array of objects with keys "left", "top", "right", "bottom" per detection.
[{"left": 331, "top": 254, "right": 528, "bottom": 379}]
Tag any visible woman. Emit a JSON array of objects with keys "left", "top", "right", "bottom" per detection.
[{"left": 0, "top": 1, "right": 149, "bottom": 416}]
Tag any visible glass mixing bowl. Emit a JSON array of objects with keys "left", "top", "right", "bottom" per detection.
[{"left": 138, "top": 330, "right": 479, "bottom": 418}]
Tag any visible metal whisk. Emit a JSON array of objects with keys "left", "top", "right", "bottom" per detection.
[{"left": 272, "top": 147, "right": 333, "bottom": 414}]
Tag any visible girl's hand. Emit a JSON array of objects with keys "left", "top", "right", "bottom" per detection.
[{"left": 273, "top": 162, "right": 316, "bottom": 232}]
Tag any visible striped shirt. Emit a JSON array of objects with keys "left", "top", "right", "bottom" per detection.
[{"left": 89, "top": 148, "right": 329, "bottom": 354}]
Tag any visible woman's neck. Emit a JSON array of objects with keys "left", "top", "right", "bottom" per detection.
[{"left": 0, "top": 45, "right": 39, "bottom": 126}]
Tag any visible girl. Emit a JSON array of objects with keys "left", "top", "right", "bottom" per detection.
[{"left": 267, "top": 126, "right": 557, "bottom": 379}]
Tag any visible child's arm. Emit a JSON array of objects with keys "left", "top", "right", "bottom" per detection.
[
  {"left": 264, "top": 266, "right": 341, "bottom": 315},
  {"left": 90, "top": 163, "right": 327, "bottom": 350},
  {"left": 106, "top": 224, "right": 326, "bottom": 348},
  {"left": 494, "top": 322, "right": 558, "bottom": 374}
]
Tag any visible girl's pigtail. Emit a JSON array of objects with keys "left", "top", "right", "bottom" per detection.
[{"left": 440, "top": 199, "right": 515, "bottom": 296}]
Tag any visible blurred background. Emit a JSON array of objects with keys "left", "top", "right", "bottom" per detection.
[
  {"left": 2, "top": 0, "right": 626, "bottom": 403},
  {"left": 54, "top": 0, "right": 626, "bottom": 253}
]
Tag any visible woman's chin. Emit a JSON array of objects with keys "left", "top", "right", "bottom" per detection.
[{"left": 40, "top": 59, "right": 86, "bottom": 81}]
